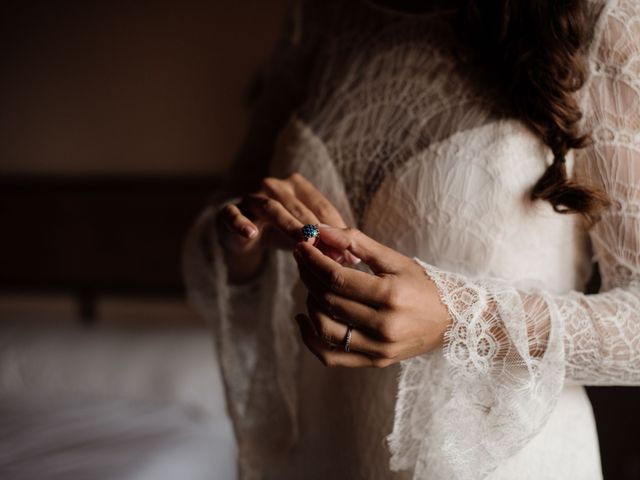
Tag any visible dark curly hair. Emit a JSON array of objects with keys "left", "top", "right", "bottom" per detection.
[{"left": 460, "top": 0, "right": 610, "bottom": 223}]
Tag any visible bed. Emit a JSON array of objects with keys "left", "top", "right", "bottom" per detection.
[{"left": 0, "top": 321, "right": 236, "bottom": 480}]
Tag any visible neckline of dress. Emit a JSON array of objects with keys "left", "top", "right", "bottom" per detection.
[{"left": 286, "top": 114, "right": 544, "bottom": 229}]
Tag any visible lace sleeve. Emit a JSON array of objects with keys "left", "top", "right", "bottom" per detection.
[
  {"left": 182, "top": 6, "right": 321, "bottom": 477},
  {"left": 388, "top": 1, "right": 640, "bottom": 478}
]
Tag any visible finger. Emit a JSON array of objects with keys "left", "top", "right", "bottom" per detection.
[
  {"left": 320, "top": 246, "right": 345, "bottom": 264},
  {"left": 306, "top": 296, "right": 391, "bottom": 358},
  {"left": 317, "top": 226, "right": 403, "bottom": 274},
  {"left": 243, "top": 194, "right": 305, "bottom": 242},
  {"left": 298, "top": 262, "right": 381, "bottom": 331},
  {"left": 219, "top": 203, "right": 259, "bottom": 239},
  {"left": 294, "top": 241, "right": 388, "bottom": 306},
  {"left": 295, "top": 314, "right": 379, "bottom": 368},
  {"left": 288, "top": 173, "right": 347, "bottom": 227},
  {"left": 315, "top": 238, "right": 360, "bottom": 265},
  {"left": 261, "top": 177, "right": 319, "bottom": 225}
]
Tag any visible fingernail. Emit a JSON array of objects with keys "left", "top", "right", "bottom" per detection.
[
  {"left": 243, "top": 226, "right": 258, "bottom": 238},
  {"left": 345, "top": 251, "right": 361, "bottom": 265}
]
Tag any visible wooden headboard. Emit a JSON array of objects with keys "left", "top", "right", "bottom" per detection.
[{"left": 0, "top": 174, "right": 219, "bottom": 321}]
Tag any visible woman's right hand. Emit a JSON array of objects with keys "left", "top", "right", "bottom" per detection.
[{"left": 216, "top": 173, "right": 354, "bottom": 283}]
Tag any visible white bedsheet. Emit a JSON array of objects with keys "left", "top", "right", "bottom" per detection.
[
  {"left": 0, "top": 322, "right": 236, "bottom": 479},
  {"left": 0, "top": 394, "right": 236, "bottom": 480}
]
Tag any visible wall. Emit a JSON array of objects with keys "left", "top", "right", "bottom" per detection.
[{"left": 0, "top": 0, "right": 287, "bottom": 175}]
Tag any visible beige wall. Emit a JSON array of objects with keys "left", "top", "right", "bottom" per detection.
[{"left": 0, "top": 0, "right": 287, "bottom": 175}]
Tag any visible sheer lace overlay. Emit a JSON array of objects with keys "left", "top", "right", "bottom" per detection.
[
  {"left": 184, "top": 1, "right": 640, "bottom": 478},
  {"left": 387, "top": 1, "right": 640, "bottom": 477}
]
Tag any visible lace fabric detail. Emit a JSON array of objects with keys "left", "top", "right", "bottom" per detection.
[
  {"left": 183, "top": 0, "right": 640, "bottom": 478},
  {"left": 183, "top": 204, "right": 301, "bottom": 479},
  {"left": 386, "top": 1, "right": 640, "bottom": 477},
  {"left": 391, "top": 262, "right": 565, "bottom": 479},
  {"left": 297, "top": 2, "right": 492, "bottom": 224}
]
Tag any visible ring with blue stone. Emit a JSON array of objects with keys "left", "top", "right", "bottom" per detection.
[{"left": 301, "top": 224, "right": 320, "bottom": 242}]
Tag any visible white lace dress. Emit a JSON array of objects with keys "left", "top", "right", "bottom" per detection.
[{"left": 184, "top": 0, "right": 640, "bottom": 478}]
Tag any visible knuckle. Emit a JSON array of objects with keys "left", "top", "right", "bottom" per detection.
[
  {"left": 321, "top": 291, "right": 336, "bottom": 309},
  {"left": 319, "top": 353, "right": 336, "bottom": 368},
  {"left": 261, "top": 197, "right": 279, "bottom": 213},
  {"left": 220, "top": 206, "right": 244, "bottom": 230},
  {"left": 285, "top": 218, "right": 300, "bottom": 234},
  {"left": 384, "top": 282, "right": 401, "bottom": 307},
  {"left": 328, "top": 269, "right": 345, "bottom": 291},
  {"left": 314, "top": 200, "right": 335, "bottom": 220},
  {"left": 289, "top": 204, "right": 306, "bottom": 219},
  {"left": 260, "top": 177, "right": 279, "bottom": 191},
  {"left": 378, "top": 344, "right": 398, "bottom": 360},
  {"left": 378, "top": 320, "right": 401, "bottom": 342},
  {"left": 318, "top": 324, "right": 335, "bottom": 345},
  {"left": 372, "top": 358, "right": 393, "bottom": 369},
  {"left": 322, "top": 293, "right": 342, "bottom": 319},
  {"left": 288, "top": 172, "right": 304, "bottom": 183},
  {"left": 230, "top": 211, "right": 244, "bottom": 225},
  {"left": 221, "top": 203, "right": 236, "bottom": 218},
  {"left": 308, "top": 316, "right": 322, "bottom": 337},
  {"left": 231, "top": 216, "right": 246, "bottom": 230},
  {"left": 344, "top": 227, "right": 362, "bottom": 245}
]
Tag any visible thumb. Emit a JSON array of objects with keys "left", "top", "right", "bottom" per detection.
[{"left": 317, "top": 226, "right": 400, "bottom": 274}]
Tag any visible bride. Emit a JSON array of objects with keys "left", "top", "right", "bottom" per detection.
[{"left": 184, "top": 0, "right": 640, "bottom": 478}]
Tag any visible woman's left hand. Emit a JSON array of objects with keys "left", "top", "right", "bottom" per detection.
[{"left": 293, "top": 226, "right": 451, "bottom": 368}]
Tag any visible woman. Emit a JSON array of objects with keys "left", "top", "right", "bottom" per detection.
[{"left": 184, "top": 0, "right": 640, "bottom": 478}]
